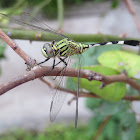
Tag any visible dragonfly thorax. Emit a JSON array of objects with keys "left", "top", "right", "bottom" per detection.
[{"left": 41, "top": 43, "right": 54, "bottom": 58}]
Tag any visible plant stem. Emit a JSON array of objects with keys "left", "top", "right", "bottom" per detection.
[
  {"left": 57, "top": 0, "right": 64, "bottom": 30},
  {"left": 1, "top": 28, "right": 140, "bottom": 42},
  {"left": 93, "top": 116, "right": 111, "bottom": 140}
]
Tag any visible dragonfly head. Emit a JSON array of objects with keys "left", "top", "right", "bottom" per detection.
[{"left": 41, "top": 43, "right": 54, "bottom": 58}]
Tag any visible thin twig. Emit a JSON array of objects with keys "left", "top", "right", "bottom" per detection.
[
  {"left": 123, "top": 0, "right": 140, "bottom": 33},
  {"left": 0, "top": 30, "right": 36, "bottom": 67},
  {"left": 57, "top": 0, "right": 64, "bottom": 30},
  {"left": 39, "top": 77, "right": 54, "bottom": 88},
  {"left": 93, "top": 116, "right": 111, "bottom": 140},
  {"left": 39, "top": 78, "right": 140, "bottom": 101}
]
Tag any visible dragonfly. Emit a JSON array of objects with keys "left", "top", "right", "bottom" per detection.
[{"left": 0, "top": 12, "right": 140, "bottom": 128}]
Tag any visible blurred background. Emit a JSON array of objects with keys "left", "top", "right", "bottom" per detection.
[{"left": 0, "top": 0, "right": 140, "bottom": 140}]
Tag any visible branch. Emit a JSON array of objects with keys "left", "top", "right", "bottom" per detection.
[
  {"left": 0, "top": 30, "right": 36, "bottom": 67},
  {"left": 57, "top": 0, "right": 64, "bottom": 30},
  {"left": 1, "top": 65, "right": 140, "bottom": 100},
  {"left": 93, "top": 116, "right": 111, "bottom": 140},
  {"left": 101, "top": 73, "right": 140, "bottom": 92},
  {"left": 1, "top": 28, "right": 140, "bottom": 42},
  {"left": 123, "top": 0, "right": 140, "bottom": 34},
  {"left": 0, "top": 66, "right": 102, "bottom": 95},
  {"left": 40, "top": 78, "right": 140, "bottom": 102}
]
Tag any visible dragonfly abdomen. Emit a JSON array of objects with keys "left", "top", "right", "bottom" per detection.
[
  {"left": 74, "top": 40, "right": 140, "bottom": 55},
  {"left": 89, "top": 40, "right": 140, "bottom": 48}
]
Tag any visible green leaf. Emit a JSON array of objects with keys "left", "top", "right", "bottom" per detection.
[
  {"left": 103, "top": 120, "right": 117, "bottom": 139},
  {"left": 87, "top": 109, "right": 136, "bottom": 140},
  {"left": 81, "top": 43, "right": 122, "bottom": 66},
  {"left": 119, "top": 112, "right": 136, "bottom": 140},
  {"left": 0, "top": 43, "right": 6, "bottom": 76},
  {"left": 79, "top": 65, "right": 126, "bottom": 102},
  {"left": 80, "top": 46, "right": 97, "bottom": 66},
  {"left": 0, "top": 45, "right": 5, "bottom": 58},
  {"left": 136, "top": 124, "right": 140, "bottom": 140},
  {"left": 126, "top": 81, "right": 140, "bottom": 96},
  {"left": 70, "top": 65, "right": 126, "bottom": 102},
  {"left": 85, "top": 98, "right": 102, "bottom": 111},
  {"left": 71, "top": 43, "right": 122, "bottom": 67},
  {"left": 111, "top": 0, "right": 120, "bottom": 8},
  {"left": 93, "top": 101, "right": 129, "bottom": 116},
  {"left": 86, "top": 97, "right": 130, "bottom": 117},
  {"left": 67, "top": 44, "right": 123, "bottom": 99},
  {"left": 66, "top": 76, "right": 77, "bottom": 91},
  {"left": 98, "top": 50, "right": 140, "bottom": 78}
]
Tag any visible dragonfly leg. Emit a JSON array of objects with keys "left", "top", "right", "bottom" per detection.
[
  {"left": 59, "top": 57, "right": 67, "bottom": 68},
  {"left": 44, "top": 58, "right": 56, "bottom": 76},
  {"left": 38, "top": 58, "right": 50, "bottom": 65},
  {"left": 52, "top": 40, "right": 55, "bottom": 45},
  {"left": 53, "top": 57, "right": 67, "bottom": 80},
  {"left": 54, "top": 57, "right": 67, "bottom": 67}
]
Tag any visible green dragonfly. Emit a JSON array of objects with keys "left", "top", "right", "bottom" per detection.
[{"left": 0, "top": 12, "right": 140, "bottom": 128}]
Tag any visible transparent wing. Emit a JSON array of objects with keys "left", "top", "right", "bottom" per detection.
[
  {"left": 20, "top": 12, "right": 67, "bottom": 38},
  {"left": 50, "top": 57, "right": 71, "bottom": 121},
  {"left": 75, "top": 52, "right": 83, "bottom": 128},
  {"left": 50, "top": 84, "right": 67, "bottom": 122},
  {"left": 0, "top": 12, "right": 68, "bottom": 38},
  {"left": 20, "top": 12, "right": 54, "bottom": 31}
]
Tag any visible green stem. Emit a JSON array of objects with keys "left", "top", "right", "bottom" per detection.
[
  {"left": 1, "top": 28, "right": 140, "bottom": 42},
  {"left": 57, "top": 0, "right": 64, "bottom": 30},
  {"left": 31, "top": 0, "right": 52, "bottom": 17},
  {"left": 7, "top": 0, "right": 27, "bottom": 15}
]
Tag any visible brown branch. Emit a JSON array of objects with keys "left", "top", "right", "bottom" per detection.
[
  {"left": 0, "top": 66, "right": 102, "bottom": 95},
  {"left": 57, "top": 86, "right": 140, "bottom": 101},
  {"left": 39, "top": 77, "right": 54, "bottom": 88},
  {"left": 0, "top": 30, "right": 36, "bottom": 67},
  {"left": 40, "top": 78, "right": 140, "bottom": 101},
  {"left": 123, "top": 0, "right": 140, "bottom": 33},
  {"left": 93, "top": 116, "right": 111, "bottom": 140},
  {"left": 1, "top": 64, "right": 140, "bottom": 98},
  {"left": 92, "top": 72, "right": 140, "bottom": 92}
]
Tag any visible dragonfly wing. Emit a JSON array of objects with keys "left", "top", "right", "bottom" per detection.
[
  {"left": 0, "top": 13, "right": 30, "bottom": 28},
  {"left": 50, "top": 57, "right": 71, "bottom": 121},
  {"left": 20, "top": 13, "right": 56, "bottom": 33},
  {"left": 0, "top": 13, "right": 44, "bottom": 32},
  {"left": 75, "top": 53, "right": 83, "bottom": 128},
  {"left": 0, "top": 12, "right": 68, "bottom": 38},
  {"left": 20, "top": 12, "right": 53, "bottom": 30},
  {"left": 20, "top": 12, "right": 67, "bottom": 38},
  {"left": 50, "top": 87, "right": 67, "bottom": 122}
]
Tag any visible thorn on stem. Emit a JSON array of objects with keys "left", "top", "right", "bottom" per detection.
[
  {"left": 35, "top": 33, "right": 42, "bottom": 40},
  {"left": 7, "top": 31, "right": 12, "bottom": 37},
  {"left": 100, "top": 82, "right": 106, "bottom": 89},
  {"left": 25, "top": 59, "right": 36, "bottom": 71},
  {"left": 13, "top": 44, "right": 18, "bottom": 50},
  {"left": 68, "top": 96, "right": 76, "bottom": 105},
  {"left": 121, "top": 70, "right": 127, "bottom": 76}
]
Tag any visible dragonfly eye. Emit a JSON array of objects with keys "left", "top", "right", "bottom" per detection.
[{"left": 42, "top": 43, "right": 54, "bottom": 58}]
